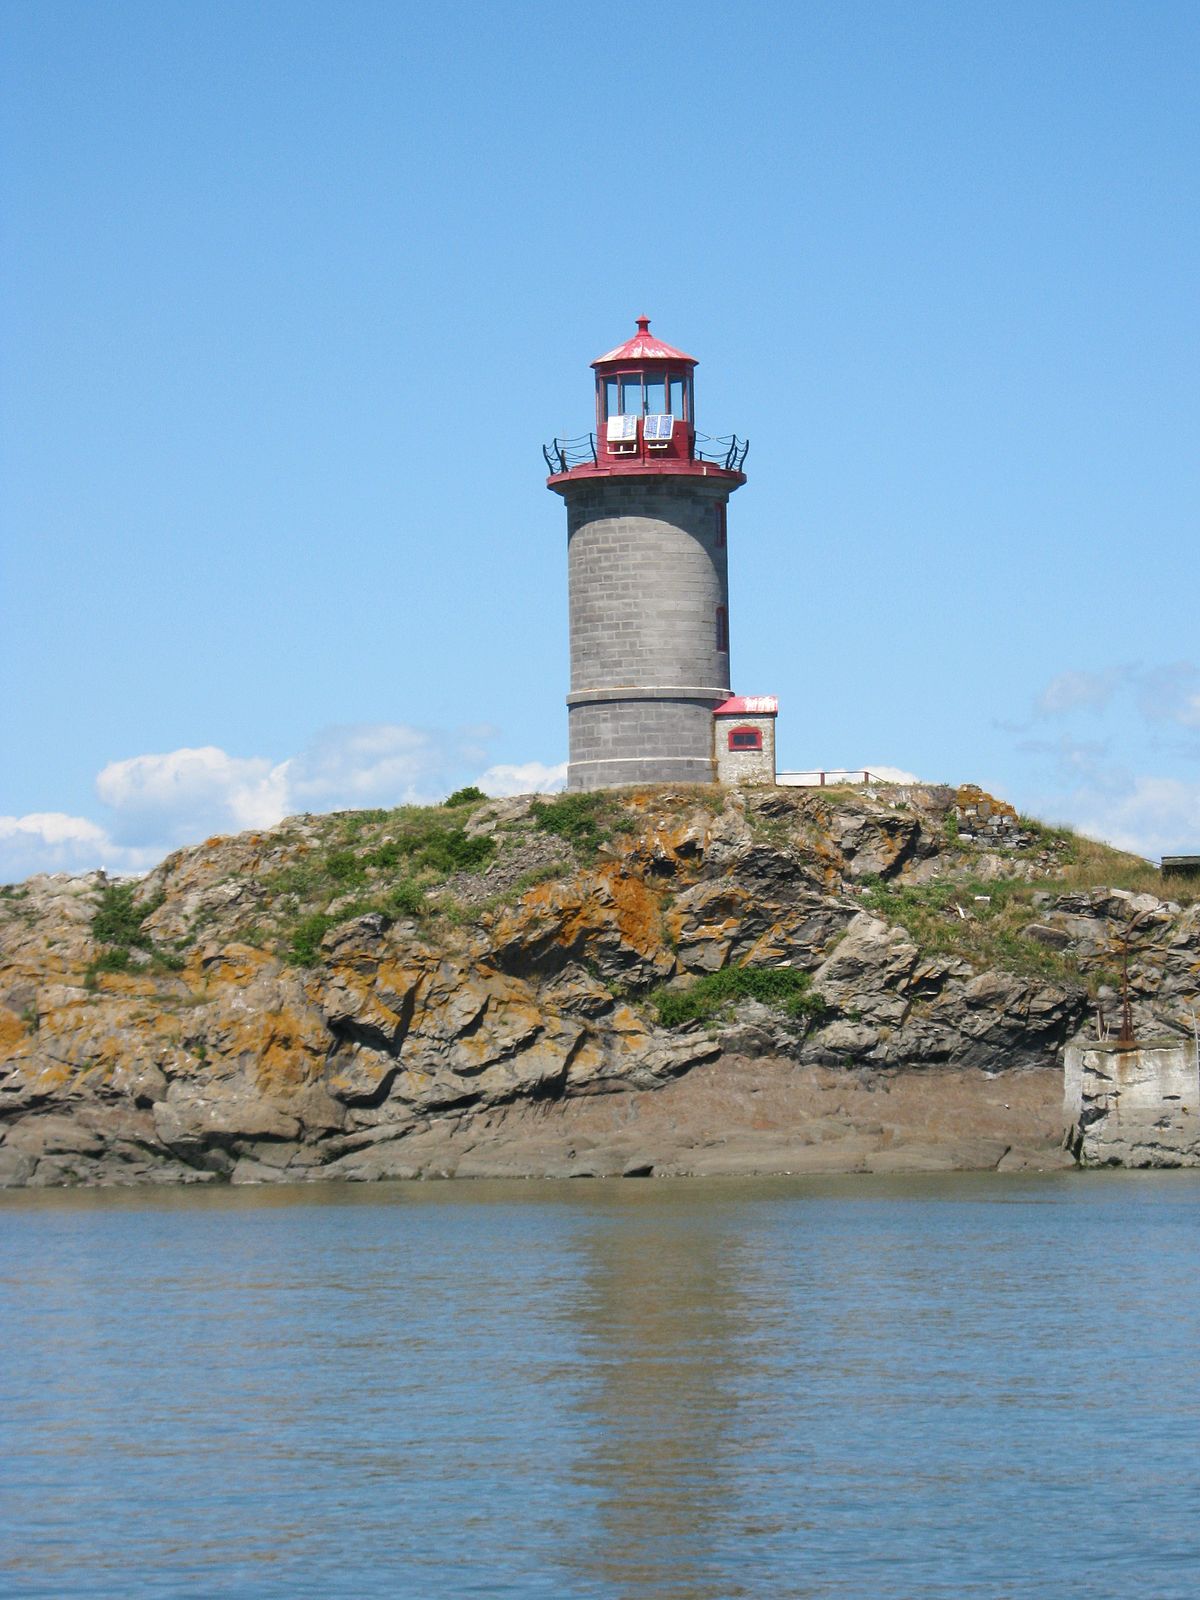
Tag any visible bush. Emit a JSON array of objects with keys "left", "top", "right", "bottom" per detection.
[
  {"left": 652, "top": 966, "right": 826, "bottom": 1029},
  {"left": 530, "top": 793, "right": 610, "bottom": 856},
  {"left": 444, "top": 786, "right": 486, "bottom": 807},
  {"left": 89, "top": 946, "right": 133, "bottom": 975},
  {"left": 415, "top": 828, "right": 494, "bottom": 874},
  {"left": 326, "top": 850, "right": 367, "bottom": 886},
  {"left": 383, "top": 880, "right": 425, "bottom": 918},
  {"left": 289, "top": 913, "right": 339, "bottom": 967},
  {"left": 92, "top": 884, "right": 160, "bottom": 950},
  {"left": 366, "top": 840, "right": 408, "bottom": 870},
  {"left": 366, "top": 823, "right": 494, "bottom": 877}
]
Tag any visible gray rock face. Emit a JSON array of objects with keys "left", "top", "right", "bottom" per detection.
[{"left": 1, "top": 783, "right": 1196, "bottom": 1185}]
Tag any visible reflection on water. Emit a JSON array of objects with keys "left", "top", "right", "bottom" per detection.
[
  {"left": 2, "top": 1173, "right": 1200, "bottom": 1599},
  {"left": 564, "top": 1206, "right": 754, "bottom": 1599}
]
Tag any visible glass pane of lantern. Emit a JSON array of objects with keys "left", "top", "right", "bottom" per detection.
[
  {"left": 603, "top": 378, "right": 618, "bottom": 418},
  {"left": 644, "top": 377, "right": 666, "bottom": 414},
  {"left": 620, "top": 377, "right": 643, "bottom": 415},
  {"left": 669, "top": 376, "right": 685, "bottom": 417}
]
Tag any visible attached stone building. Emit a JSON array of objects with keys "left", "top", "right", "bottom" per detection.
[{"left": 714, "top": 696, "right": 778, "bottom": 786}]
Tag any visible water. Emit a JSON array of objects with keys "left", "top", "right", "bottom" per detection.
[{"left": 2, "top": 1172, "right": 1199, "bottom": 1599}]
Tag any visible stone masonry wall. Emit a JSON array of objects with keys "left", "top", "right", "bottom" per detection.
[
  {"left": 560, "top": 475, "right": 737, "bottom": 791},
  {"left": 715, "top": 715, "right": 777, "bottom": 786},
  {"left": 1064, "top": 1038, "right": 1200, "bottom": 1166},
  {"left": 569, "top": 698, "right": 719, "bottom": 788}
]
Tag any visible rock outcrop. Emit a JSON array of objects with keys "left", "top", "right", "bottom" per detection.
[{"left": 1, "top": 783, "right": 1195, "bottom": 1186}]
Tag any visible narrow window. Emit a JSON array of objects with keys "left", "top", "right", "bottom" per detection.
[
  {"left": 714, "top": 502, "right": 727, "bottom": 547},
  {"left": 602, "top": 377, "right": 618, "bottom": 419},
  {"left": 716, "top": 605, "right": 728, "bottom": 653},
  {"left": 668, "top": 375, "right": 685, "bottom": 417},
  {"left": 620, "top": 375, "right": 643, "bottom": 416},
  {"left": 729, "top": 726, "right": 762, "bottom": 751},
  {"left": 644, "top": 377, "right": 666, "bottom": 414}
]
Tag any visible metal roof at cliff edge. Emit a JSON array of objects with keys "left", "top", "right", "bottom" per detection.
[{"left": 591, "top": 316, "right": 698, "bottom": 368}]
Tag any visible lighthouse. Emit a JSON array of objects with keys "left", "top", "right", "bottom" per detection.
[{"left": 544, "top": 318, "right": 751, "bottom": 791}]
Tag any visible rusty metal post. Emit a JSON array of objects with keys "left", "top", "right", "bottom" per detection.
[{"left": 1116, "top": 938, "right": 1137, "bottom": 1050}]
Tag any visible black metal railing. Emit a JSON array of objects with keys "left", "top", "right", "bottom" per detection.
[
  {"left": 542, "top": 433, "right": 597, "bottom": 474},
  {"left": 542, "top": 429, "right": 749, "bottom": 474},
  {"left": 693, "top": 433, "right": 750, "bottom": 471}
]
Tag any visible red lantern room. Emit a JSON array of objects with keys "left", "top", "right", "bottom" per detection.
[
  {"left": 543, "top": 316, "right": 748, "bottom": 483},
  {"left": 592, "top": 315, "right": 697, "bottom": 466}
]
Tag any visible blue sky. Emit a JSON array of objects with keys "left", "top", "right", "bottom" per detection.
[{"left": 2, "top": 0, "right": 1198, "bottom": 878}]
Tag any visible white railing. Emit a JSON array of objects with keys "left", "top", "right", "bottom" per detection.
[{"left": 777, "top": 770, "right": 883, "bottom": 788}]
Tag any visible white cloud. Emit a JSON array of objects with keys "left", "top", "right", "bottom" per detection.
[
  {"left": 0, "top": 812, "right": 158, "bottom": 881},
  {"left": 1036, "top": 670, "right": 1119, "bottom": 716},
  {"left": 1071, "top": 777, "right": 1200, "bottom": 861},
  {"left": 285, "top": 723, "right": 474, "bottom": 811},
  {"left": 476, "top": 760, "right": 568, "bottom": 797},
  {"left": 864, "top": 764, "right": 920, "bottom": 785},
  {"left": 1033, "top": 662, "right": 1200, "bottom": 734},
  {"left": 96, "top": 747, "right": 290, "bottom": 846},
  {"left": 0, "top": 725, "right": 569, "bottom": 884}
]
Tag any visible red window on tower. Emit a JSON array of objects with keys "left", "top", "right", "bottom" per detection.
[
  {"left": 716, "top": 606, "right": 728, "bottom": 652},
  {"left": 728, "top": 726, "right": 762, "bottom": 751}
]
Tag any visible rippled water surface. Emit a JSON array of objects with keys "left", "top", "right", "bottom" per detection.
[{"left": 2, "top": 1172, "right": 1199, "bottom": 1598}]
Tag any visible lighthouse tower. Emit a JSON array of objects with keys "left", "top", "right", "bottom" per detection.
[{"left": 544, "top": 318, "right": 749, "bottom": 791}]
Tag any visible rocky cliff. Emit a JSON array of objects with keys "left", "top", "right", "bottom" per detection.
[{"left": 2, "top": 782, "right": 1196, "bottom": 1187}]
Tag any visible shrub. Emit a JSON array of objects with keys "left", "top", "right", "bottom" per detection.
[
  {"left": 92, "top": 884, "right": 161, "bottom": 950},
  {"left": 530, "top": 793, "right": 610, "bottom": 856},
  {"left": 366, "top": 840, "right": 408, "bottom": 870},
  {"left": 288, "top": 913, "right": 339, "bottom": 967},
  {"left": 367, "top": 823, "right": 494, "bottom": 877},
  {"left": 652, "top": 966, "right": 826, "bottom": 1029},
  {"left": 383, "top": 880, "right": 425, "bottom": 918},
  {"left": 89, "top": 946, "right": 133, "bottom": 976},
  {"left": 415, "top": 828, "right": 494, "bottom": 874},
  {"left": 444, "top": 786, "right": 487, "bottom": 807},
  {"left": 326, "top": 850, "right": 367, "bottom": 886}
]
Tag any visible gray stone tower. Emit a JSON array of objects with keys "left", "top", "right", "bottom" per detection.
[{"left": 544, "top": 318, "right": 748, "bottom": 791}]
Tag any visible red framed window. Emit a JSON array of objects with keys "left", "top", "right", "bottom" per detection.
[
  {"left": 715, "top": 605, "right": 728, "bottom": 653},
  {"left": 728, "top": 725, "right": 762, "bottom": 751}
]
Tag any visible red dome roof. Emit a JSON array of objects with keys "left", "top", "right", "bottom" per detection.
[{"left": 591, "top": 316, "right": 697, "bottom": 368}]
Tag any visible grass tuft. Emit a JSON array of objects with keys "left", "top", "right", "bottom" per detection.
[{"left": 652, "top": 965, "right": 826, "bottom": 1029}]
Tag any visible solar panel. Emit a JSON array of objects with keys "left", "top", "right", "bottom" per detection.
[
  {"left": 643, "top": 413, "right": 675, "bottom": 441},
  {"left": 607, "top": 414, "right": 638, "bottom": 443}
]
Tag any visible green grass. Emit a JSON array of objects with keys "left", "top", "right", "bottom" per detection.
[
  {"left": 859, "top": 875, "right": 1092, "bottom": 986},
  {"left": 263, "top": 806, "right": 502, "bottom": 961},
  {"left": 283, "top": 878, "right": 429, "bottom": 965},
  {"left": 651, "top": 965, "right": 826, "bottom": 1029},
  {"left": 529, "top": 793, "right": 614, "bottom": 857}
]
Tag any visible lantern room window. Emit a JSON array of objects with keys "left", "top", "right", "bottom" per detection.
[
  {"left": 599, "top": 372, "right": 692, "bottom": 421},
  {"left": 728, "top": 726, "right": 762, "bottom": 751}
]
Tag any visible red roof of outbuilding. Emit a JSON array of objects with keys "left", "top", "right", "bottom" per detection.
[
  {"left": 713, "top": 695, "right": 778, "bottom": 716},
  {"left": 592, "top": 316, "right": 697, "bottom": 368}
]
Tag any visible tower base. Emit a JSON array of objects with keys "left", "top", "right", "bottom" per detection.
[{"left": 566, "top": 690, "right": 725, "bottom": 791}]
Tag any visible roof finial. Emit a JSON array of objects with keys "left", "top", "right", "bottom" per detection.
[{"left": 635, "top": 315, "right": 651, "bottom": 333}]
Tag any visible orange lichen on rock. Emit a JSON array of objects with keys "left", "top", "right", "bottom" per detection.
[
  {"left": 955, "top": 784, "right": 1018, "bottom": 822},
  {"left": 0, "top": 1006, "right": 28, "bottom": 1058}
]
